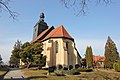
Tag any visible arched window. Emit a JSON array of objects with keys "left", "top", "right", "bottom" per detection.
[
  {"left": 56, "top": 41, "right": 58, "bottom": 53},
  {"left": 66, "top": 42, "right": 69, "bottom": 50}
]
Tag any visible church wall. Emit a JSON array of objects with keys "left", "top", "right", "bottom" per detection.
[
  {"left": 72, "top": 42, "right": 81, "bottom": 65},
  {"left": 41, "top": 38, "right": 65, "bottom": 67},
  {"left": 63, "top": 39, "right": 81, "bottom": 66},
  {"left": 41, "top": 40, "right": 52, "bottom": 67},
  {"left": 53, "top": 38, "right": 64, "bottom": 66},
  {"left": 41, "top": 38, "right": 81, "bottom": 68},
  {"left": 63, "top": 39, "right": 74, "bottom": 65}
]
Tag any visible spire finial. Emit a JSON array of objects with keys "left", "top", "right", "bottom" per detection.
[
  {"left": 40, "top": 12, "right": 45, "bottom": 21},
  {"left": 108, "top": 36, "right": 112, "bottom": 40}
]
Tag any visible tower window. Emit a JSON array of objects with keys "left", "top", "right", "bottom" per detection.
[
  {"left": 56, "top": 41, "right": 59, "bottom": 53},
  {"left": 35, "top": 28, "right": 37, "bottom": 32}
]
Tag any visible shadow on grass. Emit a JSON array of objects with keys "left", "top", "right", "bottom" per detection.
[
  {"left": 9, "top": 68, "right": 22, "bottom": 71},
  {"left": 4, "top": 78, "right": 27, "bottom": 80},
  {"left": 27, "top": 76, "right": 47, "bottom": 79},
  {"left": 3, "top": 76, "right": 47, "bottom": 80}
]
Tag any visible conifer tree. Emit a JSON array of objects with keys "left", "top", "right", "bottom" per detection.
[
  {"left": 104, "top": 36, "right": 119, "bottom": 69},
  {"left": 9, "top": 40, "right": 22, "bottom": 66},
  {"left": 85, "top": 46, "right": 93, "bottom": 68}
]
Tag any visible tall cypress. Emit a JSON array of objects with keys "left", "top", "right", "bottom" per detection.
[
  {"left": 86, "top": 46, "right": 93, "bottom": 68},
  {"left": 104, "top": 36, "right": 119, "bottom": 69}
]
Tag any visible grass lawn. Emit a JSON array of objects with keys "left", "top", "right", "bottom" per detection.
[
  {"left": 0, "top": 71, "right": 7, "bottom": 75},
  {"left": 22, "top": 69, "right": 120, "bottom": 80},
  {"left": 0, "top": 70, "right": 8, "bottom": 79},
  {"left": 0, "top": 66, "right": 9, "bottom": 79}
]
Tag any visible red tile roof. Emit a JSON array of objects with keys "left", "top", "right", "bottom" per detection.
[
  {"left": 43, "top": 25, "right": 73, "bottom": 41},
  {"left": 31, "top": 25, "right": 73, "bottom": 43},
  {"left": 31, "top": 26, "right": 54, "bottom": 43},
  {"left": 93, "top": 55, "right": 105, "bottom": 63}
]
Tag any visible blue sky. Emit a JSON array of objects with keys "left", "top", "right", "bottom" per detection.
[{"left": 0, "top": 0, "right": 120, "bottom": 62}]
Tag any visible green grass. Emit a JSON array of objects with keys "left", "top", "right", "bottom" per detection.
[
  {"left": 0, "top": 67, "right": 9, "bottom": 76},
  {"left": 22, "top": 69, "right": 120, "bottom": 80},
  {"left": 0, "top": 70, "right": 8, "bottom": 79},
  {"left": 0, "top": 71, "right": 7, "bottom": 75},
  {"left": 23, "top": 69, "right": 79, "bottom": 80}
]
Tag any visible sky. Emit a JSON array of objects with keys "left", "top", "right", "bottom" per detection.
[{"left": 0, "top": 0, "right": 120, "bottom": 63}]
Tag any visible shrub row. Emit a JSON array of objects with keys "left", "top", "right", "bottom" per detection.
[
  {"left": 56, "top": 64, "right": 80, "bottom": 70},
  {"left": 55, "top": 69, "right": 80, "bottom": 76},
  {"left": 63, "top": 70, "right": 80, "bottom": 75},
  {"left": 76, "top": 68, "right": 93, "bottom": 72}
]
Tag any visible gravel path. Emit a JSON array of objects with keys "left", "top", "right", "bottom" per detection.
[{"left": 4, "top": 68, "right": 26, "bottom": 80}]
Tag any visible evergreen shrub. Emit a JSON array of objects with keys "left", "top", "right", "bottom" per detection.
[
  {"left": 57, "top": 64, "right": 63, "bottom": 70},
  {"left": 63, "top": 70, "right": 80, "bottom": 75},
  {"left": 77, "top": 68, "right": 93, "bottom": 72},
  {"left": 113, "top": 62, "right": 120, "bottom": 72},
  {"left": 69, "top": 65, "right": 73, "bottom": 70},
  {"left": 75, "top": 64, "right": 80, "bottom": 69}
]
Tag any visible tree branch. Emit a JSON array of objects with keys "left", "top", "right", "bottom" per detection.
[
  {"left": 0, "top": 0, "right": 18, "bottom": 20},
  {"left": 61, "top": 0, "right": 111, "bottom": 16}
]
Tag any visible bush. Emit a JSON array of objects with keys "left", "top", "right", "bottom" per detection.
[
  {"left": 75, "top": 64, "right": 80, "bottom": 69},
  {"left": 29, "top": 64, "right": 40, "bottom": 67},
  {"left": 57, "top": 64, "right": 63, "bottom": 70},
  {"left": 48, "top": 67, "right": 55, "bottom": 73},
  {"left": 113, "top": 62, "right": 120, "bottom": 72},
  {"left": 77, "top": 68, "right": 93, "bottom": 72},
  {"left": 69, "top": 65, "right": 73, "bottom": 70},
  {"left": 52, "top": 66, "right": 57, "bottom": 70},
  {"left": 63, "top": 67, "right": 68, "bottom": 70},
  {"left": 63, "top": 70, "right": 80, "bottom": 75}
]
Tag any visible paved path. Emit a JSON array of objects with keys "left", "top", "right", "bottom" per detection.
[{"left": 4, "top": 68, "right": 26, "bottom": 80}]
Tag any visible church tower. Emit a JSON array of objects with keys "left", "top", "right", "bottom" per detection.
[{"left": 33, "top": 12, "right": 48, "bottom": 39}]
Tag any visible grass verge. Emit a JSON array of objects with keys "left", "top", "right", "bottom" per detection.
[{"left": 22, "top": 69, "right": 120, "bottom": 80}]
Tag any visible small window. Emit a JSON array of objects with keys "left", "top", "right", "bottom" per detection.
[
  {"left": 35, "top": 28, "right": 37, "bottom": 32},
  {"left": 56, "top": 41, "right": 58, "bottom": 53},
  {"left": 66, "top": 42, "right": 68, "bottom": 50}
]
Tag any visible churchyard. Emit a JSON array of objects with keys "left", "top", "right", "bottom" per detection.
[
  {"left": 22, "top": 68, "right": 120, "bottom": 80},
  {"left": 1, "top": 65, "right": 120, "bottom": 80}
]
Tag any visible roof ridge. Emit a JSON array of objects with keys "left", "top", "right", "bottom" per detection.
[
  {"left": 41, "top": 25, "right": 74, "bottom": 41},
  {"left": 61, "top": 25, "right": 64, "bottom": 37},
  {"left": 62, "top": 26, "right": 66, "bottom": 37},
  {"left": 62, "top": 26, "right": 73, "bottom": 38}
]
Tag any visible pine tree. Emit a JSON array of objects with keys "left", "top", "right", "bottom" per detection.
[
  {"left": 104, "top": 36, "right": 119, "bottom": 69},
  {"left": 85, "top": 46, "right": 93, "bottom": 68},
  {"left": 9, "top": 40, "right": 22, "bottom": 66}
]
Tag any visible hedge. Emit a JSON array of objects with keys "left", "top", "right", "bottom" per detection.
[
  {"left": 113, "top": 62, "right": 120, "bottom": 72},
  {"left": 76, "top": 68, "right": 93, "bottom": 72}
]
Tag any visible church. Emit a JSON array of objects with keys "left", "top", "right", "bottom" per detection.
[{"left": 31, "top": 13, "right": 81, "bottom": 68}]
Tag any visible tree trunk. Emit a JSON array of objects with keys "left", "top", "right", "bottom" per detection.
[{"left": 27, "top": 62, "right": 31, "bottom": 68}]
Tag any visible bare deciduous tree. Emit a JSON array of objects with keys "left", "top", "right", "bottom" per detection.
[
  {"left": 0, "top": 0, "right": 112, "bottom": 19},
  {"left": 0, "top": 0, "right": 18, "bottom": 20},
  {"left": 60, "top": 0, "right": 111, "bottom": 16}
]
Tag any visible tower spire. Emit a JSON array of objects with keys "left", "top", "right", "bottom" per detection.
[
  {"left": 33, "top": 12, "right": 48, "bottom": 39},
  {"left": 40, "top": 12, "right": 45, "bottom": 22}
]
